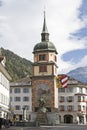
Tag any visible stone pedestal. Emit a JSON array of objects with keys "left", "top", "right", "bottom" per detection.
[{"left": 36, "top": 111, "right": 48, "bottom": 124}]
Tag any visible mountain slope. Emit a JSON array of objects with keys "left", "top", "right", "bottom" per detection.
[
  {"left": 1, "top": 48, "right": 87, "bottom": 83},
  {"left": 67, "top": 66, "right": 87, "bottom": 84},
  {"left": 1, "top": 48, "right": 32, "bottom": 81}
]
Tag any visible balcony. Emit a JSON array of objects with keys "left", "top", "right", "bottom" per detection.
[{"left": 67, "top": 100, "right": 72, "bottom": 102}]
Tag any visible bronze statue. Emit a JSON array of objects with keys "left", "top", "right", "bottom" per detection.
[
  {"left": 39, "top": 97, "right": 45, "bottom": 108},
  {"left": 38, "top": 97, "right": 47, "bottom": 113}
]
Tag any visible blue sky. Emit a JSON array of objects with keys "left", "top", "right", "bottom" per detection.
[
  {"left": 62, "top": 0, "right": 87, "bottom": 65},
  {"left": 0, "top": 0, "right": 87, "bottom": 74},
  {"left": 62, "top": 49, "right": 87, "bottom": 63},
  {"left": 79, "top": 0, "right": 87, "bottom": 19}
]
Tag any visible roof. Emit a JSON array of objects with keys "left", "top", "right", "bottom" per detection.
[
  {"left": 68, "top": 76, "right": 87, "bottom": 86},
  {"left": 33, "top": 11, "right": 58, "bottom": 54},
  {"left": 14, "top": 76, "right": 31, "bottom": 82},
  {"left": 10, "top": 76, "right": 32, "bottom": 87},
  {"left": 33, "top": 41, "right": 57, "bottom": 54}
]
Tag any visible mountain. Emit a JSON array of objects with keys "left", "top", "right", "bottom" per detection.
[
  {"left": 1, "top": 48, "right": 87, "bottom": 84},
  {"left": 67, "top": 66, "right": 87, "bottom": 84},
  {"left": 1, "top": 48, "right": 32, "bottom": 81}
]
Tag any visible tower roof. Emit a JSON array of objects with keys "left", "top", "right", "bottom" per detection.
[
  {"left": 42, "top": 11, "right": 48, "bottom": 34},
  {"left": 33, "top": 12, "right": 57, "bottom": 54}
]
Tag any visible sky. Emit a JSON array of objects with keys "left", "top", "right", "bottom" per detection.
[{"left": 0, "top": 0, "right": 87, "bottom": 74}]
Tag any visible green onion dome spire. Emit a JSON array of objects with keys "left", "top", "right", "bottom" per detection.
[{"left": 33, "top": 12, "right": 57, "bottom": 54}]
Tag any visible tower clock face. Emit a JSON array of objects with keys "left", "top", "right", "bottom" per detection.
[{"left": 36, "top": 83, "right": 51, "bottom": 106}]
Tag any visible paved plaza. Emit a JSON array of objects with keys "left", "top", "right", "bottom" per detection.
[{"left": 2, "top": 125, "right": 87, "bottom": 130}]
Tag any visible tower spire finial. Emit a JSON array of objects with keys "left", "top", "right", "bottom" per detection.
[
  {"left": 42, "top": 10, "right": 48, "bottom": 33},
  {"left": 41, "top": 11, "right": 49, "bottom": 42}
]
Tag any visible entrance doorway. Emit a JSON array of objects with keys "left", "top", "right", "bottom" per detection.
[
  {"left": 19, "top": 115, "right": 22, "bottom": 121},
  {"left": 64, "top": 115, "right": 73, "bottom": 123},
  {"left": 79, "top": 116, "right": 84, "bottom": 124}
]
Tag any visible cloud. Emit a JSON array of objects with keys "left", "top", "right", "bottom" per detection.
[
  {"left": 0, "top": 0, "right": 87, "bottom": 73},
  {"left": 77, "top": 55, "right": 87, "bottom": 67}
]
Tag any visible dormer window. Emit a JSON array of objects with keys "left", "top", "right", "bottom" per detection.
[{"left": 39, "top": 54, "right": 46, "bottom": 61}]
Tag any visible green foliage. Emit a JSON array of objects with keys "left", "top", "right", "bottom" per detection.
[{"left": 1, "top": 48, "right": 32, "bottom": 81}]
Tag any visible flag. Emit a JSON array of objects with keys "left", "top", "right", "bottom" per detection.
[{"left": 56, "top": 75, "right": 68, "bottom": 88}]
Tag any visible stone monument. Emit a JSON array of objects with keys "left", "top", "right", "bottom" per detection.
[{"left": 35, "top": 97, "right": 48, "bottom": 124}]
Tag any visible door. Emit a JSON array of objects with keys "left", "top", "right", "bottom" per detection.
[{"left": 64, "top": 115, "right": 73, "bottom": 123}]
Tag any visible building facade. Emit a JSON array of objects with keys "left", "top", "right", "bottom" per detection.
[
  {"left": 0, "top": 54, "right": 11, "bottom": 119},
  {"left": 58, "top": 76, "right": 87, "bottom": 124},
  {"left": 10, "top": 77, "right": 32, "bottom": 121}
]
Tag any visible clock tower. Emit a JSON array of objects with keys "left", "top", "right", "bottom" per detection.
[{"left": 32, "top": 12, "right": 58, "bottom": 112}]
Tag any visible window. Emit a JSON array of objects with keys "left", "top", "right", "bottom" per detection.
[
  {"left": 58, "top": 88, "right": 65, "bottom": 92},
  {"left": 79, "top": 88, "right": 83, "bottom": 93},
  {"left": 83, "top": 105, "right": 85, "bottom": 111},
  {"left": 15, "top": 97, "right": 21, "bottom": 101},
  {"left": 0, "top": 73, "right": 9, "bottom": 89},
  {"left": 39, "top": 54, "right": 46, "bottom": 61},
  {"left": 14, "top": 88, "right": 20, "bottom": 93},
  {"left": 59, "top": 105, "right": 64, "bottom": 111},
  {"left": 82, "top": 96, "right": 85, "bottom": 102},
  {"left": 67, "top": 96, "right": 73, "bottom": 102},
  {"left": 67, "top": 105, "right": 73, "bottom": 111},
  {"left": 67, "top": 88, "right": 73, "bottom": 92},
  {"left": 39, "top": 65, "right": 47, "bottom": 72},
  {"left": 78, "top": 96, "right": 81, "bottom": 102},
  {"left": 78, "top": 105, "right": 81, "bottom": 111},
  {"left": 23, "top": 97, "right": 29, "bottom": 101},
  {"left": 59, "top": 96, "right": 64, "bottom": 102},
  {"left": 15, "top": 105, "right": 21, "bottom": 110},
  {"left": 23, "top": 88, "right": 29, "bottom": 93}
]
